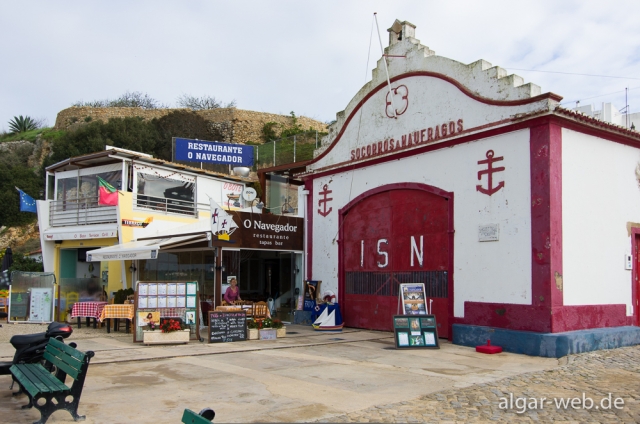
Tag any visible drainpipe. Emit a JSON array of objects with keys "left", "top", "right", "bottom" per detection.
[{"left": 301, "top": 188, "right": 310, "bottom": 282}]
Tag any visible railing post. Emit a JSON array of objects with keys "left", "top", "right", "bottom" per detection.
[
  {"left": 273, "top": 140, "right": 276, "bottom": 167},
  {"left": 316, "top": 130, "right": 318, "bottom": 149},
  {"left": 293, "top": 135, "right": 296, "bottom": 163}
]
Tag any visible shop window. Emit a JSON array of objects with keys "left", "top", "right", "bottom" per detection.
[
  {"left": 139, "top": 251, "right": 214, "bottom": 296},
  {"left": 55, "top": 171, "right": 121, "bottom": 204}
]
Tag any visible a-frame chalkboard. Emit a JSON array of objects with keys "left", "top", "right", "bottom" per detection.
[{"left": 208, "top": 311, "right": 247, "bottom": 343}]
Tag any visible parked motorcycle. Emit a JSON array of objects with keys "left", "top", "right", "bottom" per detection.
[{"left": 0, "top": 321, "right": 74, "bottom": 377}]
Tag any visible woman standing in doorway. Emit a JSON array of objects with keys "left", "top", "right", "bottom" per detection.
[{"left": 224, "top": 278, "right": 241, "bottom": 304}]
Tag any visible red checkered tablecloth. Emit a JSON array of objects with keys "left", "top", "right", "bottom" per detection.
[
  {"left": 71, "top": 302, "right": 107, "bottom": 319},
  {"left": 98, "top": 304, "right": 135, "bottom": 322}
]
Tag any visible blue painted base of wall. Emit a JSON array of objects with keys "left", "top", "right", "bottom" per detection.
[{"left": 453, "top": 324, "right": 640, "bottom": 358}]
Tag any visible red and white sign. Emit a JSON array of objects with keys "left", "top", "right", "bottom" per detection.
[{"left": 350, "top": 119, "right": 464, "bottom": 162}]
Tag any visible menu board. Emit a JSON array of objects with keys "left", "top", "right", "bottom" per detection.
[
  {"left": 137, "top": 282, "right": 197, "bottom": 313},
  {"left": 29, "top": 288, "right": 54, "bottom": 322},
  {"left": 134, "top": 281, "right": 200, "bottom": 343},
  {"left": 393, "top": 315, "right": 439, "bottom": 349},
  {"left": 208, "top": 311, "right": 247, "bottom": 343}
]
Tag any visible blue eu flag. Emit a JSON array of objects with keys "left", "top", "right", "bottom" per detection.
[{"left": 17, "top": 188, "right": 37, "bottom": 213}]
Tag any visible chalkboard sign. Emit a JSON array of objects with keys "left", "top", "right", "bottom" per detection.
[
  {"left": 208, "top": 311, "right": 247, "bottom": 343},
  {"left": 393, "top": 314, "right": 439, "bottom": 349},
  {"left": 10, "top": 292, "right": 28, "bottom": 319}
]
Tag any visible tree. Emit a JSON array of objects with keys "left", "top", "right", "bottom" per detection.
[
  {"left": 45, "top": 117, "right": 160, "bottom": 167},
  {"left": 0, "top": 145, "right": 42, "bottom": 227},
  {"left": 151, "top": 111, "right": 213, "bottom": 161},
  {"left": 176, "top": 94, "right": 236, "bottom": 110},
  {"left": 261, "top": 122, "right": 279, "bottom": 142},
  {"left": 8, "top": 115, "right": 39, "bottom": 133},
  {"left": 73, "top": 91, "right": 167, "bottom": 109},
  {"left": 260, "top": 112, "right": 305, "bottom": 142},
  {"left": 8, "top": 253, "right": 44, "bottom": 273},
  {"left": 279, "top": 112, "right": 304, "bottom": 138}
]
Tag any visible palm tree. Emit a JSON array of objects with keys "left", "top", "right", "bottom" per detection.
[{"left": 8, "top": 115, "right": 38, "bottom": 133}]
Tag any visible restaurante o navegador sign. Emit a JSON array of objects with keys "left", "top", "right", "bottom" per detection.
[{"left": 174, "top": 137, "right": 254, "bottom": 166}]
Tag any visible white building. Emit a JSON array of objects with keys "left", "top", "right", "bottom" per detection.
[
  {"left": 37, "top": 145, "right": 305, "bottom": 324},
  {"left": 574, "top": 102, "right": 639, "bottom": 130},
  {"left": 287, "top": 19, "right": 640, "bottom": 357}
]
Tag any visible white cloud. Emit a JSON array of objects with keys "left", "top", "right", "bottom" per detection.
[{"left": 1, "top": 0, "right": 639, "bottom": 132}]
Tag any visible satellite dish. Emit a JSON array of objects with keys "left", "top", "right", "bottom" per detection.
[{"left": 242, "top": 187, "right": 257, "bottom": 202}]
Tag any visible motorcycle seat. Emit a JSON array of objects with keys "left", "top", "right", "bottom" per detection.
[{"left": 10, "top": 333, "right": 46, "bottom": 345}]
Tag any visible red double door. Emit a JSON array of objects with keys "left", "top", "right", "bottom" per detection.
[{"left": 340, "top": 187, "right": 452, "bottom": 337}]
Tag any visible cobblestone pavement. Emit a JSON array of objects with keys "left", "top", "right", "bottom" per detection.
[{"left": 318, "top": 345, "right": 640, "bottom": 423}]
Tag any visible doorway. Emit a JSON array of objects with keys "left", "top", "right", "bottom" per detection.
[
  {"left": 340, "top": 185, "right": 452, "bottom": 337},
  {"left": 229, "top": 250, "right": 302, "bottom": 323}
]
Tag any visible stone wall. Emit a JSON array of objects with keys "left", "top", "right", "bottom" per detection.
[{"left": 54, "top": 107, "right": 327, "bottom": 144}]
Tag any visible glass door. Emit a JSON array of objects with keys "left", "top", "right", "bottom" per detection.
[{"left": 274, "top": 252, "right": 303, "bottom": 324}]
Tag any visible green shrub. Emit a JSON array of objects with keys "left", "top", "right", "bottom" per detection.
[{"left": 8, "top": 116, "right": 39, "bottom": 133}]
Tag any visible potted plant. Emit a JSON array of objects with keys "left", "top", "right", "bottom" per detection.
[
  {"left": 65, "top": 306, "right": 74, "bottom": 323},
  {"left": 258, "top": 318, "right": 277, "bottom": 340},
  {"left": 142, "top": 319, "right": 190, "bottom": 345},
  {"left": 272, "top": 319, "right": 286, "bottom": 338},
  {"left": 247, "top": 318, "right": 259, "bottom": 340}
]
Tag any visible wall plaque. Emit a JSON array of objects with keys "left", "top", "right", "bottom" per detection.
[{"left": 478, "top": 224, "right": 499, "bottom": 242}]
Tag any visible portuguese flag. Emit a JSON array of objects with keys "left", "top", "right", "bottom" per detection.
[{"left": 97, "top": 176, "right": 118, "bottom": 206}]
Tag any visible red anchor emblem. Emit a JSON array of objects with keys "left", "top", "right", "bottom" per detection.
[
  {"left": 476, "top": 150, "right": 505, "bottom": 196},
  {"left": 318, "top": 184, "right": 333, "bottom": 217}
]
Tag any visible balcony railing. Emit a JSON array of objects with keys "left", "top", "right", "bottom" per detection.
[
  {"left": 134, "top": 194, "right": 197, "bottom": 217},
  {"left": 49, "top": 196, "right": 117, "bottom": 227}
]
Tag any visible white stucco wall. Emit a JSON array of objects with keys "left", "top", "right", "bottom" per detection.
[
  {"left": 310, "top": 75, "right": 548, "bottom": 174},
  {"left": 311, "top": 129, "right": 532, "bottom": 317},
  {"left": 562, "top": 129, "right": 640, "bottom": 315}
]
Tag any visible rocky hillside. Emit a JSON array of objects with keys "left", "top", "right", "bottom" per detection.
[{"left": 0, "top": 222, "right": 40, "bottom": 254}]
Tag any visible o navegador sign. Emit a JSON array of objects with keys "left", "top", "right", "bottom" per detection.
[{"left": 226, "top": 211, "right": 303, "bottom": 251}]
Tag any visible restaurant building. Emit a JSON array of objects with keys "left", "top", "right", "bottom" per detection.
[
  {"left": 37, "top": 146, "right": 304, "bottom": 321},
  {"left": 291, "top": 19, "right": 640, "bottom": 356}
]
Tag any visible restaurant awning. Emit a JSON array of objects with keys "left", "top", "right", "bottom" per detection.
[
  {"left": 86, "top": 234, "right": 208, "bottom": 261},
  {"left": 137, "top": 219, "right": 212, "bottom": 241}
]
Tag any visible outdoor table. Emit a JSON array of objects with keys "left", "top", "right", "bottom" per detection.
[
  {"left": 70, "top": 301, "right": 107, "bottom": 329},
  {"left": 215, "top": 306, "right": 243, "bottom": 312},
  {"left": 215, "top": 305, "right": 269, "bottom": 318},
  {"left": 98, "top": 304, "right": 135, "bottom": 333}
]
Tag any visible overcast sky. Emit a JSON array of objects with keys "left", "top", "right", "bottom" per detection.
[{"left": 1, "top": 1, "right": 639, "bottom": 133}]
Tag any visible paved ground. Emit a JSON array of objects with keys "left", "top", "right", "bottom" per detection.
[
  {"left": 322, "top": 346, "right": 640, "bottom": 423},
  {"left": 0, "top": 323, "right": 638, "bottom": 423}
]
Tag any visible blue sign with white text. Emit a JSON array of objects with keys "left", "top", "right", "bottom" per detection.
[{"left": 175, "top": 138, "right": 254, "bottom": 166}]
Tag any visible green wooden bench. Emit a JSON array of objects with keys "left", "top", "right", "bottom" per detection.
[
  {"left": 10, "top": 337, "right": 95, "bottom": 424},
  {"left": 182, "top": 408, "right": 215, "bottom": 423}
]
